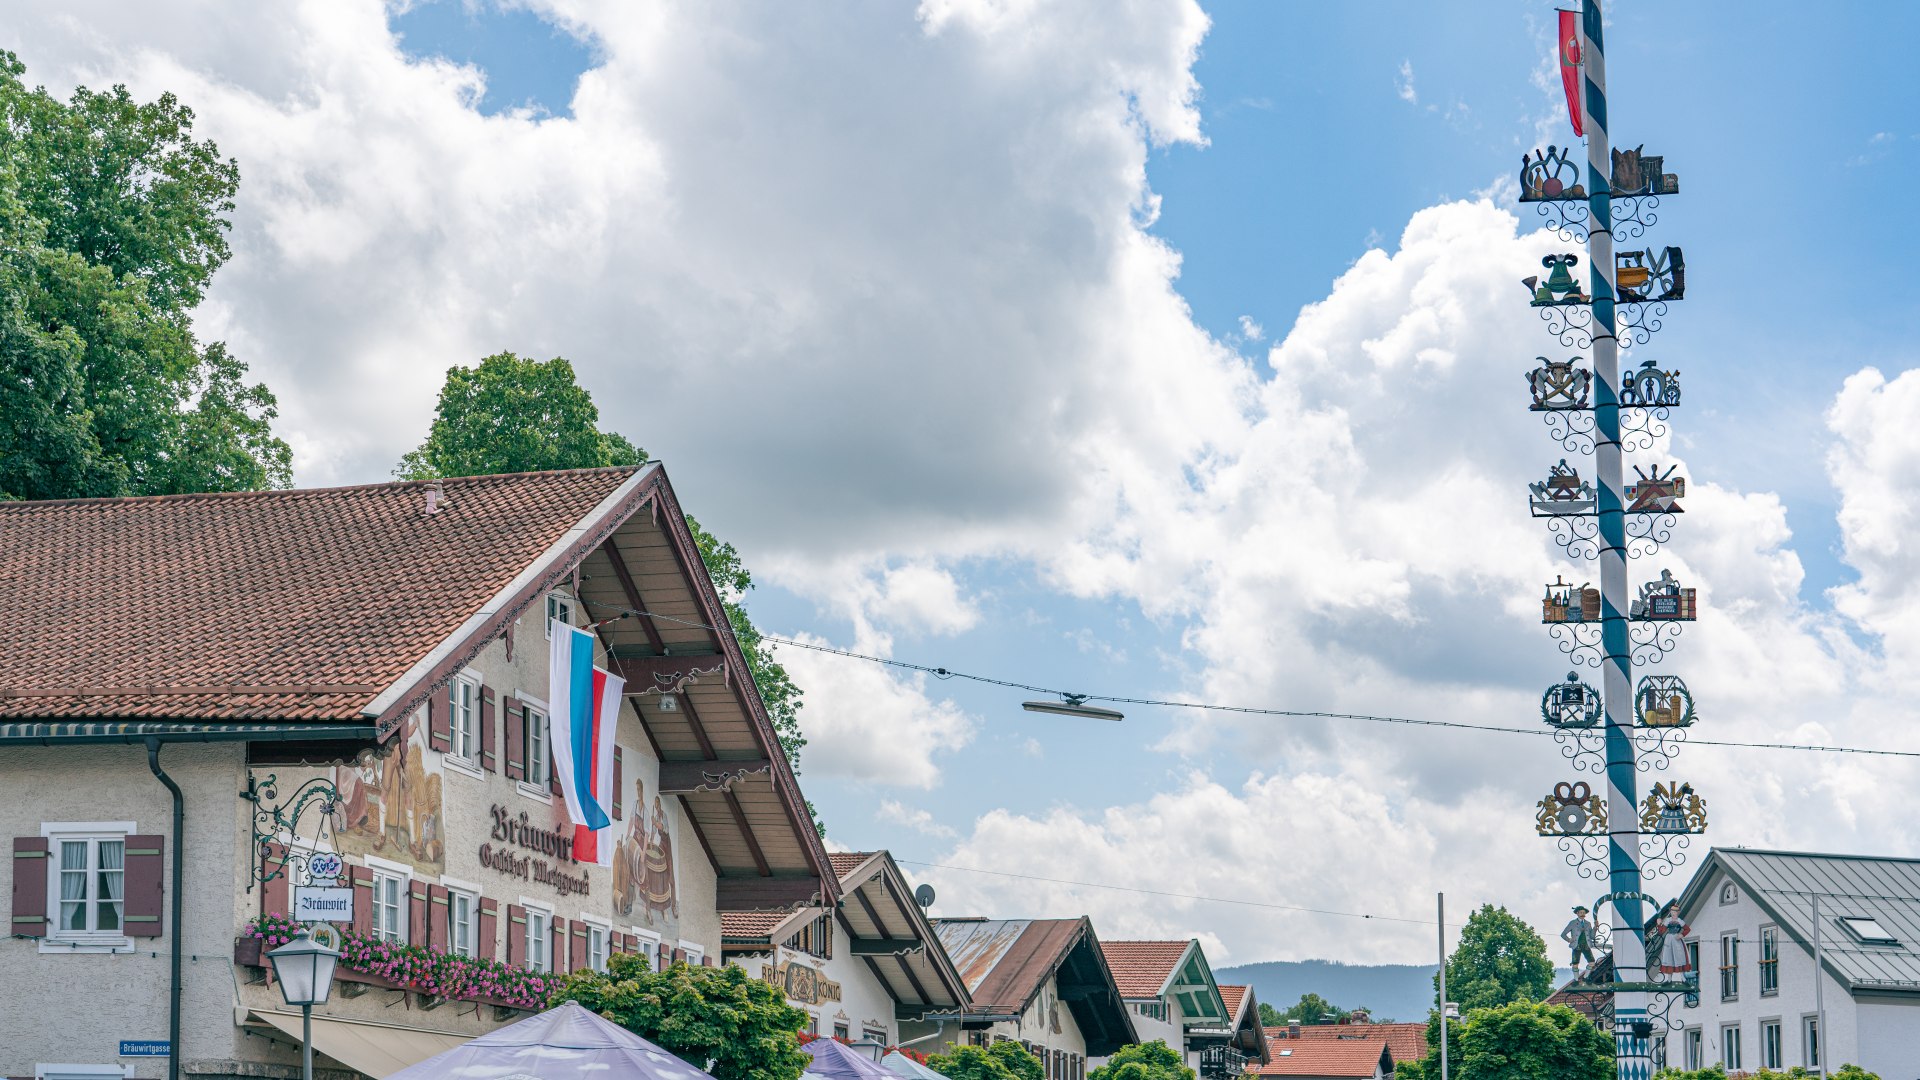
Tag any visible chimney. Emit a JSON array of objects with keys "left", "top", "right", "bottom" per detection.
[
  {"left": 1287, "top": 1023, "right": 1299, "bottom": 1040},
  {"left": 424, "top": 481, "right": 445, "bottom": 516}
]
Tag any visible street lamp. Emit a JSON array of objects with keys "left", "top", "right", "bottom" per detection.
[
  {"left": 268, "top": 928, "right": 340, "bottom": 1080},
  {"left": 1021, "top": 694, "right": 1124, "bottom": 722},
  {"left": 848, "top": 1039, "right": 887, "bottom": 1063}
]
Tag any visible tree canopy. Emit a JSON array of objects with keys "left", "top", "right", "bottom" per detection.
[
  {"left": 0, "top": 50, "right": 290, "bottom": 501},
  {"left": 1453, "top": 1002, "right": 1611, "bottom": 1080},
  {"left": 1438, "top": 904, "right": 1555, "bottom": 1012},
  {"left": 397, "top": 351, "right": 814, "bottom": 828},
  {"left": 928, "top": 1042, "right": 1045, "bottom": 1080},
  {"left": 562, "top": 958, "right": 810, "bottom": 1080},
  {"left": 1260, "top": 993, "right": 1350, "bottom": 1026},
  {"left": 1086, "top": 1040, "right": 1194, "bottom": 1080}
]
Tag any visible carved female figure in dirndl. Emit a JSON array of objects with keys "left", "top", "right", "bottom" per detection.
[{"left": 1654, "top": 902, "right": 1693, "bottom": 980}]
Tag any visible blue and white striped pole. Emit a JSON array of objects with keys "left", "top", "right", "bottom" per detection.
[{"left": 1579, "top": 3, "right": 1652, "bottom": 1077}]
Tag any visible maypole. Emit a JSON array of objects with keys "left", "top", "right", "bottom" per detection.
[{"left": 1522, "top": 2, "right": 1700, "bottom": 1075}]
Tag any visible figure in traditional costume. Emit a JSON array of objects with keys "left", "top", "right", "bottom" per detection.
[
  {"left": 1562, "top": 905, "right": 1598, "bottom": 967},
  {"left": 641, "top": 794, "right": 678, "bottom": 920},
  {"left": 1653, "top": 902, "right": 1693, "bottom": 982},
  {"left": 613, "top": 777, "right": 648, "bottom": 917},
  {"left": 378, "top": 712, "right": 417, "bottom": 852}
]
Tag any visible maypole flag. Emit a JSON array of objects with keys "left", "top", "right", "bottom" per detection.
[
  {"left": 549, "top": 620, "right": 623, "bottom": 866},
  {"left": 1558, "top": 9, "right": 1584, "bottom": 136}
]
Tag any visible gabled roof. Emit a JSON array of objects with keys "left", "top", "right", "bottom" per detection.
[
  {"left": 1219, "top": 985, "right": 1269, "bottom": 1065},
  {"left": 934, "top": 917, "right": 1138, "bottom": 1055},
  {"left": 1266, "top": 1024, "right": 1427, "bottom": 1069},
  {"left": 1253, "top": 1037, "right": 1391, "bottom": 1079},
  {"left": 1100, "top": 939, "right": 1229, "bottom": 1025},
  {"left": 0, "top": 465, "right": 836, "bottom": 908},
  {"left": 1679, "top": 847, "right": 1920, "bottom": 994}
]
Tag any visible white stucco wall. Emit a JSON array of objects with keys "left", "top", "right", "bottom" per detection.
[
  {"left": 903, "top": 971, "right": 1092, "bottom": 1064},
  {"left": 734, "top": 939, "right": 901, "bottom": 1045}
]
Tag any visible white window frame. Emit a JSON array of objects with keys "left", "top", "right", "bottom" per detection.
[
  {"left": 446, "top": 673, "right": 482, "bottom": 771},
  {"left": 36, "top": 1067, "right": 133, "bottom": 1080},
  {"left": 546, "top": 592, "right": 576, "bottom": 638},
  {"left": 1759, "top": 924, "right": 1779, "bottom": 995},
  {"left": 1720, "top": 881, "right": 1737, "bottom": 905},
  {"left": 1802, "top": 1014, "right": 1820, "bottom": 1068},
  {"left": 517, "top": 694, "right": 554, "bottom": 800},
  {"left": 1760, "top": 1018, "right": 1783, "bottom": 1069},
  {"left": 366, "top": 855, "right": 413, "bottom": 946},
  {"left": 1720, "top": 1023, "right": 1741, "bottom": 1069},
  {"left": 523, "top": 899, "right": 554, "bottom": 973},
  {"left": 583, "top": 916, "right": 612, "bottom": 973},
  {"left": 633, "top": 927, "right": 663, "bottom": 972},
  {"left": 441, "top": 876, "right": 481, "bottom": 958},
  {"left": 41, "top": 821, "right": 137, "bottom": 952},
  {"left": 679, "top": 939, "right": 705, "bottom": 966},
  {"left": 1684, "top": 1028, "right": 1702, "bottom": 1069},
  {"left": 1720, "top": 931, "right": 1739, "bottom": 1001}
]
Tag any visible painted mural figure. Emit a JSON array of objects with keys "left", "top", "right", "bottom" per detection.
[
  {"left": 641, "top": 794, "right": 679, "bottom": 919},
  {"left": 614, "top": 777, "right": 649, "bottom": 917},
  {"left": 330, "top": 706, "right": 445, "bottom": 871}
]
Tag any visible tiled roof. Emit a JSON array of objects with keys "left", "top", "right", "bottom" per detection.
[
  {"left": 1253, "top": 1037, "right": 1390, "bottom": 1078},
  {"left": 1265, "top": 1026, "right": 1423, "bottom": 1072},
  {"left": 1219, "top": 984, "right": 1248, "bottom": 1021},
  {"left": 1099, "top": 939, "right": 1192, "bottom": 998},
  {"left": 721, "top": 911, "right": 793, "bottom": 939},
  {"left": 936, "top": 918, "right": 1084, "bottom": 1012},
  {"left": 0, "top": 468, "right": 640, "bottom": 721},
  {"left": 829, "top": 851, "right": 876, "bottom": 880}
]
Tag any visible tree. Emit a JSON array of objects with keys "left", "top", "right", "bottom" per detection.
[
  {"left": 562, "top": 958, "right": 810, "bottom": 1080},
  {"left": 0, "top": 50, "right": 290, "bottom": 501},
  {"left": 396, "top": 352, "right": 819, "bottom": 831},
  {"left": 1438, "top": 905, "right": 1555, "bottom": 1012},
  {"left": 1453, "top": 1002, "right": 1611, "bottom": 1080},
  {"left": 1087, "top": 1041, "right": 1194, "bottom": 1080},
  {"left": 929, "top": 1042, "right": 1045, "bottom": 1080},
  {"left": 394, "top": 352, "right": 642, "bottom": 480}
]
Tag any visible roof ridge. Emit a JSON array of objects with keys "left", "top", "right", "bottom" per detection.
[
  {"left": 1722, "top": 846, "right": 1920, "bottom": 866},
  {"left": 0, "top": 464, "right": 648, "bottom": 511}
]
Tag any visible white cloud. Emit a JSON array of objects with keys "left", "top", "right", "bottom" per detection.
[
  {"left": 1395, "top": 59, "right": 1417, "bottom": 104},
  {"left": 774, "top": 632, "right": 975, "bottom": 789},
  {"left": 1237, "top": 314, "right": 1264, "bottom": 342},
  {"left": 879, "top": 799, "right": 958, "bottom": 839}
]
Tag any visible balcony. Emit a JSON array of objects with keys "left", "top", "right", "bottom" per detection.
[{"left": 1198, "top": 1045, "right": 1248, "bottom": 1080}]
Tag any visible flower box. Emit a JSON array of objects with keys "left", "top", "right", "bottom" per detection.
[{"left": 234, "top": 937, "right": 266, "bottom": 968}]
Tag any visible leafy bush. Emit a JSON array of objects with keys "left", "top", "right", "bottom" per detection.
[
  {"left": 929, "top": 1042, "right": 1047, "bottom": 1080},
  {"left": 1087, "top": 1040, "right": 1194, "bottom": 1080},
  {"left": 563, "top": 955, "right": 811, "bottom": 1080}
]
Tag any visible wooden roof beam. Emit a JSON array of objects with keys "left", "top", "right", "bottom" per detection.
[
  {"left": 716, "top": 876, "right": 822, "bottom": 909},
  {"left": 658, "top": 757, "right": 772, "bottom": 794},
  {"left": 725, "top": 790, "right": 773, "bottom": 877},
  {"left": 603, "top": 538, "right": 669, "bottom": 653}
]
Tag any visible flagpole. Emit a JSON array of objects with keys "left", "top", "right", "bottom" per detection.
[{"left": 1578, "top": 5, "right": 1653, "bottom": 1079}]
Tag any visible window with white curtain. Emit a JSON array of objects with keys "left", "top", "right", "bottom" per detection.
[
  {"left": 372, "top": 870, "right": 408, "bottom": 944},
  {"left": 45, "top": 827, "right": 127, "bottom": 944}
]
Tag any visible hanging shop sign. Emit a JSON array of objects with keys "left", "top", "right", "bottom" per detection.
[
  {"left": 765, "top": 960, "right": 841, "bottom": 1005},
  {"left": 293, "top": 887, "right": 355, "bottom": 923}
]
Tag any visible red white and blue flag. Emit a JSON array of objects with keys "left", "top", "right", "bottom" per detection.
[{"left": 549, "top": 620, "right": 624, "bottom": 866}]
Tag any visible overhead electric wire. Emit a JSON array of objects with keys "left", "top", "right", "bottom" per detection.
[{"left": 585, "top": 600, "right": 1920, "bottom": 763}]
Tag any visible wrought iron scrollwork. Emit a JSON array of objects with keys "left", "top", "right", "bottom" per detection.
[
  {"left": 1548, "top": 621, "right": 1605, "bottom": 667},
  {"left": 1529, "top": 193, "right": 1663, "bottom": 245},
  {"left": 1638, "top": 832, "right": 1694, "bottom": 877},
  {"left": 1541, "top": 407, "right": 1597, "bottom": 454},
  {"left": 241, "top": 771, "right": 343, "bottom": 893},
  {"left": 1629, "top": 619, "right": 1686, "bottom": 665},
  {"left": 1557, "top": 834, "right": 1612, "bottom": 880},
  {"left": 1619, "top": 406, "right": 1672, "bottom": 452}
]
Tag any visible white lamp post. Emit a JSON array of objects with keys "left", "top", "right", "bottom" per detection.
[{"left": 268, "top": 929, "right": 340, "bottom": 1080}]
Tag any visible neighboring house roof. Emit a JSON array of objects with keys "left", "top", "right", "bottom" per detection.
[
  {"left": 1253, "top": 1037, "right": 1391, "bottom": 1079},
  {"left": 1545, "top": 956, "right": 1613, "bottom": 1028},
  {"left": 1219, "top": 984, "right": 1248, "bottom": 1020},
  {"left": 1679, "top": 847, "right": 1920, "bottom": 995},
  {"left": 1218, "top": 985, "right": 1270, "bottom": 1065},
  {"left": 829, "top": 852, "right": 973, "bottom": 1016},
  {"left": 934, "top": 917, "right": 1139, "bottom": 1055},
  {"left": 0, "top": 465, "right": 836, "bottom": 910},
  {"left": 1100, "top": 939, "right": 1230, "bottom": 1025},
  {"left": 1265, "top": 1026, "right": 1424, "bottom": 1071},
  {"left": 721, "top": 911, "right": 800, "bottom": 939},
  {"left": 828, "top": 851, "right": 872, "bottom": 878}
]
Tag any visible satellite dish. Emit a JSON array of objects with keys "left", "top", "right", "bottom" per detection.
[{"left": 914, "top": 883, "right": 936, "bottom": 909}]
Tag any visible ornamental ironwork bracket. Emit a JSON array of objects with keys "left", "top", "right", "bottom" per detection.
[{"left": 240, "top": 771, "right": 342, "bottom": 893}]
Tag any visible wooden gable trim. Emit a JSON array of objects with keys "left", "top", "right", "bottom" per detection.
[{"left": 603, "top": 538, "right": 670, "bottom": 653}]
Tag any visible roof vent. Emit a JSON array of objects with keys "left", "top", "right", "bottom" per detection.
[
  {"left": 424, "top": 481, "right": 446, "bottom": 516},
  {"left": 1838, "top": 916, "right": 1899, "bottom": 946}
]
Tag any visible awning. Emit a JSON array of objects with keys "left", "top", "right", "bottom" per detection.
[{"left": 251, "top": 1010, "right": 469, "bottom": 1077}]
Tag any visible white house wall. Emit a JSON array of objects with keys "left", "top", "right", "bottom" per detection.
[{"left": 744, "top": 940, "right": 900, "bottom": 1045}]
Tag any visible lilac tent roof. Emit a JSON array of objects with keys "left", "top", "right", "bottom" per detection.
[
  {"left": 802, "top": 1038, "right": 900, "bottom": 1080},
  {"left": 387, "top": 1001, "right": 716, "bottom": 1080}
]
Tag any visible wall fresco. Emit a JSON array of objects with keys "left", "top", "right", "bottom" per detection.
[
  {"left": 331, "top": 708, "right": 446, "bottom": 872},
  {"left": 613, "top": 774, "right": 680, "bottom": 934}
]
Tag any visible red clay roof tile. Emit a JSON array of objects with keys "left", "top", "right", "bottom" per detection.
[
  {"left": 1099, "top": 940, "right": 1192, "bottom": 998},
  {"left": 1253, "top": 1036, "right": 1391, "bottom": 1078}
]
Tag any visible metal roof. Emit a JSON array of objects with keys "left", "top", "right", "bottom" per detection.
[{"left": 1682, "top": 847, "right": 1920, "bottom": 993}]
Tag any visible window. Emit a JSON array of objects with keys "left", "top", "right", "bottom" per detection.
[
  {"left": 1720, "top": 1024, "right": 1741, "bottom": 1070},
  {"left": 48, "top": 829, "right": 126, "bottom": 941},
  {"left": 1685, "top": 940, "right": 1701, "bottom": 1002},
  {"left": 586, "top": 920, "right": 610, "bottom": 972},
  {"left": 680, "top": 940, "right": 704, "bottom": 966},
  {"left": 447, "top": 888, "right": 477, "bottom": 957},
  {"left": 1803, "top": 1015, "right": 1820, "bottom": 1068},
  {"left": 834, "top": 1021, "right": 850, "bottom": 1041},
  {"left": 1720, "top": 881, "right": 1738, "bottom": 905},
  {"left": 1653, "top": 1035, "right": 1667, "bottom": 1069},
  {"left": 371, "top": 869, "right": 408, "bottom": 944},
  {"left": 526, "top": 906, "right": 552, "bottom": 972},
  {"left": 1684, "top": 1029, "right": 1702, "bottom": 1069},
  {"left": 634, "top": 928, "right": 663, "bottom": 972},
  {"left": 1760, "top": 925, "right": 1779, "bottom": 995},
  {"left": 1720, "top": 932, "right": 1739, "bottom": 1001},
  {"left": 1761, "top": 1019, "right": 1783, "bottom": 1069},
  {"left": 785, "top": 914, "right": 832, "bottom": 959},
  {"left": 449, "top": 675, "right": 480, "bottom": 765},
  {"left": 35, "top": 1068, "right": 132, "bottom": 1080},
  {"left": 1838, "top": 915, "right": 1899, "bottom": 945},
  {"left": 524, "top": 704, "right": 550, "bottom": 789},
  {"left": 546, "top": 592, "right": 575, "bottom": 637},
  {"left": 864, "top": 1028, "right": 887, "bottom": 1045}
]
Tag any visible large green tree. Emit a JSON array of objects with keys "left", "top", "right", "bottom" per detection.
[
  {"left": 1439, "top": 904, "right": 1555, "bottom": 1012},
  {"left": 927, "top": 1042, "right": 1044, "bottom": 1080},
  {"left": 397, "top": 352, "right": 811, "bottom": 802},
  {"left": 0, "top": 51, "right": 290, "bottom": 501},
  {"left": 1086, "top": 1041, "right": 1194, "bottom": 1080},
  {"left": 1454, "top": 1002, "right": 1611, "bottom": 1080},
  {"left": 562, "top": 958, "right": 811, "bottom": 1080}
]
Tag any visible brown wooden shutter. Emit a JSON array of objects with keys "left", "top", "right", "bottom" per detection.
[
  {"left": 11, "top": 837, "right": 49, "bottom": 937},
  {"left": 658, "top": 941, "right": 671, "bottom": 970},
  {"left": 673, "top": 946, "right": 687, "bottom": 965},
  {"left": 122, "top": 832, "right": 166, "bottom": 938},
  {"left": 505, "top": 702, "right": 526, "bottom": 781},
  {"left": 702, "top": 953, "right": 714, "bottom": 968},
  {"left": 612, "top": 746, "right": 623, "bottom": 821},
  {"left": 427, "top": 682, "right": 452, "bottom": 752},
  {"left": 261, "top": 841, "right": 289, "bottom": 917},
  {"left": 478, "top": 897, "right": 499, "bottom": 961},
  {"left": 549, "top": 751, "right": 563, "bottom": 796},
  {"left": 507, "top": 904, "right": 527, "bottom": 967},
  {"left": 480, "top": 686, "right": 498, "bottom": 772},
  {"left": 350, "top": 865, "right": 373, "bottom": 936},
  {"left": 571, "top": 920, "right": 590, "bottom": 972},
  {"left": 552, "top": 917, "right": 569, "bottom": 974},
  {"left": 408, "top": 879, "right": 429, "bottom": 946},
  {"left": 427, "top": 884, "right": 449, "bottom": 952}
]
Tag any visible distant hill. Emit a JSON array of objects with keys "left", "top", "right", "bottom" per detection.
[{"left": 1216, "top": 960, "right": 1580, "bottom": 1025}]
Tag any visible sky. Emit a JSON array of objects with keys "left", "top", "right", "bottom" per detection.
[{"left": 9, "top": 1, "right": 1920, "bottom": 968}]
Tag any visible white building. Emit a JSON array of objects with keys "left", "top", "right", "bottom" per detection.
[
  {"left": 1096, "top": 940, "right": 1234, "bottom": 1073},
  {"left": 721, "top": 850, "right": 970, "bottom": 1046},
  {"left": 1652, "top": 847, "right": 1920, "bottom": 1074}
]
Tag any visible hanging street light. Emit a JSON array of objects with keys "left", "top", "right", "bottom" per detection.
[
  {"left": 1021, "top": 694, "right": 1124, "bottom": 722},
  {"left": 267, "top": 928, "right": 341, "bottom": 1080}
]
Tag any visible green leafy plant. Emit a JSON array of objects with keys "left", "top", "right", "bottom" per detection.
[
  {"left": 1087, "top": 1040, "right": 1194, "bottom": 1080},
  {"left": 563, "top": 956, "right": 811, "bottom": 1080},
  {"left": 928, "top": 1042, "right": 1046, "bottom": 1080},
  {"left": 1656, "top": 1067, "right": 1878, "bottom": 1080},
  {"left": 1454, "top": 1002, "right": 1610, "bottom": 1080}
]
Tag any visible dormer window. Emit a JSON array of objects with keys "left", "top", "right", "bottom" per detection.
[
  {"left": 1720, "top": 882, "right": 1738, "bottom": 905},
  {"left": 1838, "top": 916, "right": 1898, "bottom": 946},
  {"left": 546, "top": 592, "right": 576, "bottom": 638}
]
